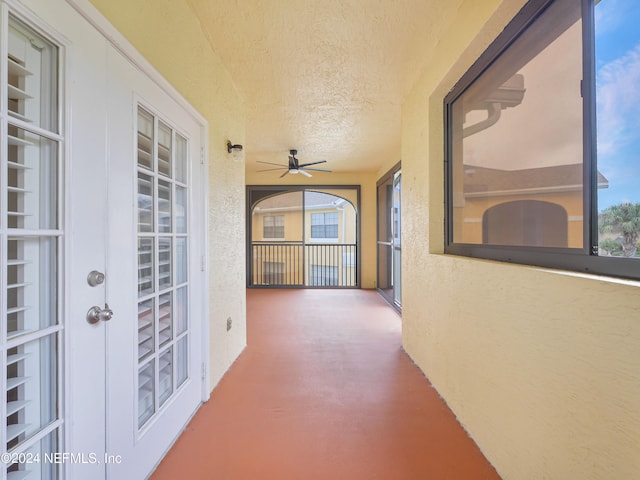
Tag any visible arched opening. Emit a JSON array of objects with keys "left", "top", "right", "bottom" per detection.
[
  {"left": 483, "top": 200, "right": 568, "bottom": 247},
  {"left": 248, "top": 187, "right": 359, "bottom": 287}
]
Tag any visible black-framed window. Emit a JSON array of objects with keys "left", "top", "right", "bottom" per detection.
[
  {"left": 311, "top": 212, "right": 339, "bottom": 238},
  {"left": 263, "top": 215, "right": 284, "bottom": 239},
  {"left": 444, "top": 0, "right": 640, "bottom": 280}
]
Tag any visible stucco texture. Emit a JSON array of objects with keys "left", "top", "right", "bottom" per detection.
[
  {"left": 402, "top": 0, "right": 640, "bottom": 479},
  {"left": 89, "top": 0, "right": 247, "bottom": 388}
]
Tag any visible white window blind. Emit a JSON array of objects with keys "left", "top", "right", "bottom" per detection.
[
  {"left": 3, "top": 15, "right": 62, "bottom": 480},
  {"left": 136, "top": 106, "right": 189, "bottom": 430}
]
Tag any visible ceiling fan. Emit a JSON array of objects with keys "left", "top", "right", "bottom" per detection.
[{"left": 256, "top": 149, "right": 332, "bottom": 178}]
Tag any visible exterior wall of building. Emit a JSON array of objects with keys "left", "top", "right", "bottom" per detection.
[
  {"left": 90, "top": 0, "right": 247, "bottom": 388},
  {"left": 304, "top": 207, "right": 356, "bottom": 244},
  {"left": 459, "top": 192, "right": 583, "bottom": 247},
  {"left": 401, "top": 1, "right": 640, "bottom": 479},
  {"left": 251, "top": 205, "right": 304, "bottom": 285},
  {"left": 253, "top": 209, "right": 304, "bottom": 242}
]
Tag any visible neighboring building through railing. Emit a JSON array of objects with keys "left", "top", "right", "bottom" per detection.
[
  {"left": 251, "top": 242, "right": 357, "bottom": 286},
  {"left": 249, "top": 188, "right": 359, "bottom": 288}
]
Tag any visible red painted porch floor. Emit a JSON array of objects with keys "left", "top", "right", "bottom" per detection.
[{"left": 151, "top": 289, "right": 501, "bottom": 479}]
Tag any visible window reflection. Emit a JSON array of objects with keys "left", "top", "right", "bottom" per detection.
[
  {"left": 596, "top": 0, "right": 640, "bottom": 259},
  {"left": 450, "top": 0, "right": 586, "bottom": 248}
]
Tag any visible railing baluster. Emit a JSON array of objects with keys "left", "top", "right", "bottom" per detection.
[{"left": 250, "top": 242, "right": 357, "bottom": 287}]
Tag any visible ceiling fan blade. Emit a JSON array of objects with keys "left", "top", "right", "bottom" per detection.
[
  {"left": 297, "top": 160, "right": 327, "bottom": 168},
  {"left": 279, "top": 170, "right": 290, "bottom": 178},
  {"left": 256, "top": 160, "right": 288, "bottom": 167},
  {"left": 256, "top": 167, "right": 288, "bottom": 172},
  {"left": 299, "top": 169, "right": 312, "bottom": 177},
  {"left": 301, "top": 167, "right": 332, "bottom": 173}
]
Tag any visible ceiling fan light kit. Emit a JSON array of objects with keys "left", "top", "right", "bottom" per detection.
[{"left": 256, "top": 149, "right": 332, "bottom": 178}]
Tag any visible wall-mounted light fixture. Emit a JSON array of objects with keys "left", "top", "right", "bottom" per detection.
[{"left": 227, "top": 140, "right": 244, "bottom": 163}]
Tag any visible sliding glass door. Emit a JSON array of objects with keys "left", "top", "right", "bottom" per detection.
[{"left": 377, "top": 164, "right": 401, "bottom": 309}]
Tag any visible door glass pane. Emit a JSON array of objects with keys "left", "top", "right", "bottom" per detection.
[
  {"left": 136, "top": 106, "right": 190, "bottom": 429},
  {"left": 176, "top": 237, "right": 187, "bottom": 285},
  {"left": 158, "top": 292, "right": 172, "bottom": 347},
  {"left": 6, "top": 334, "right": 58, "bottom": 449},
  {"left": 6, "top": 429, "right": 58, "bottom": 479},
  {"left": 377, "top": 176, "right": 394, "bottom": 298},
  {"left": 7, "top": 127, "right": 58, "bottom": 230},
  {"left": 138, "top": 300, "right": 154, "bottom": 361},
  {"left": 158, "top": 348, "right": 173, "bottom": 406},
  {"left": 138, "top": 172, "right": 154, "bottom": 232},
  {"left": 175, "top": 287, "right": 188, "bottom": 335},
  {"left": 7, "top": 237, "right": 57, "bottom": 337},
  {"left": 176, "top": 336, "right": 188, "bottom": 387},
  {"left": 158, "top": 122, "right": 172, "bottom": 178},
  {"left": 8, "top": 17, "right": 58, "bottom": 131},
  {"left": 377, "top": 177, "right": 393, "bottom": 244},
  {"left": 158, "top": 179, "right": 172, "bottom": 233},
  {"left": 137, "top": 107, "right": 154, "bottom": 170},
  {"left": 175, "top": 134, "right": 187, "bottom": 183},
  {"left": 393, "top": 172, "right": 402, "bottom": 306},
  {"left": 138, "top": 362, "right": 155, "bottom": 428},
  {"left": 138, "top": 238, "right": 154, "bottom": 297},
  {"left": 3, "top": 15, "right": 62, "bottom": 479},
  {"left": 377, "top": 243, "right": 392, "bottom": 293},
  {"left": 176, "top": 186, "right": 187, "bottom": 233},
  {"left": 159, "top": 237, "right": 172, "bottom": 290}
]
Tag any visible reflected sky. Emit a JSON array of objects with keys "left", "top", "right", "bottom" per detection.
[{"left": 596, "top": 0, "right": 640, "bottom": 209}]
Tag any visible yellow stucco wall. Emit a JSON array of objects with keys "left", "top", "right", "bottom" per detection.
[
  {"left": 89, "top": 0, "right": 247, "bottom": 388},
  {"left": 402, "top": 1, "right": 640, "bottom": 479},
  {"left": 252, "top": 209, "right": 303, "bottom": 242}
]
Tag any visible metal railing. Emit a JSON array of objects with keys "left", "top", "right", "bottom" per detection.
[{"left": 250, "top": 242, "right": 358, "bottom": 287}]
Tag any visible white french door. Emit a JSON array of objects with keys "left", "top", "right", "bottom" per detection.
[
  {"left": 1, "top": 9, "right": 64, "bottom": 480},
  {"left": 102, "top": 42, "right": 206, "bottom": 479},
  {"left": 1, "top": 2, "right": 207, "bottom": 479}
]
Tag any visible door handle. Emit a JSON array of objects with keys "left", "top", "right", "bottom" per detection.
[
  {"left": 86, "top": 303, "right": 114, "bottom": 324},
  {"left": 87, "top": 270, "right": 105, "bottom": 287}
]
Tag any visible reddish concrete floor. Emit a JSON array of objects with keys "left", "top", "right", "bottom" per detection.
[{"left": 151, "top": 289, "right": 501, "bottom": 480}]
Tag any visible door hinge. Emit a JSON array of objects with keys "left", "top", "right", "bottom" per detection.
[
  {"left": 201, "top": 362, "right": 207, "bottom": 380},
  {"left": 200, "top": 146, "right": 205, "bottom": 164},
  {"left": 201, "top": 255, "right": 206, "bottom": 272}
]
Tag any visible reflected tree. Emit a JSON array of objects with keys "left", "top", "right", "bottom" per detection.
[{"left": 599, "top": 202, "right": 640, "bottom": 257}]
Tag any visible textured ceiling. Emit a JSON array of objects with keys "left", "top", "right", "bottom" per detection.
[{"left": 187, "top": 0, "right": 462, "bottom": 177}]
